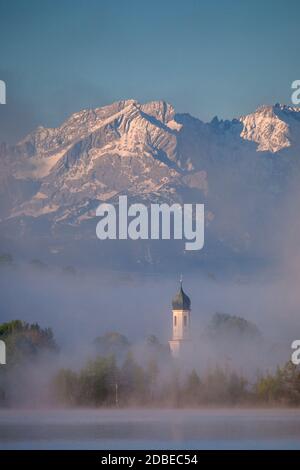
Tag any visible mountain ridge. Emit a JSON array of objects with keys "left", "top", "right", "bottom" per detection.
[{"left": 1, "top": 99, "right": 300, "bottom": 269}]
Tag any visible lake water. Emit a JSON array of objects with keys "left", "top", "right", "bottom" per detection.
[{"left": 0, "top": 408, "right": 299, "bottom": 450}]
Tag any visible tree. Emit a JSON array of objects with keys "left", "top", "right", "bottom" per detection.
[
  {"left": 94, "top": 332, "right": 130, "bottom": 361},
  {"left": 29, "top": 259, "right": 48, "bottom": 270},
  {"left": 53, "top": 368, "right": 79, "bottom": 405},
  {"left": 256, "top": 362, "right": 300, "bottom": 405},
  {"left": 62, "top": 266, "right": 77, "bottom": 276},
  {"left": 120, "top": 352, "right": 147, "bottom": 404},
  {"left": 185, "top": 369, "right": 202, "bottom": 404},
  {"left": 77, "top": 355, "right": 118, "bottom": 406},
  {"left": 0, "top": 320, "right": 57, "bottom": 366},
  {"left": 207, "top": 312, "right": 261, "bottom": 341},
  {"left": 0, "top": 253, "right": 13, "bottom": 267}
]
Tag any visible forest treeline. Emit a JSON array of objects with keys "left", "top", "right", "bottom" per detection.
[
  {"left": 0, "top": 320, "right": 299, "bottom": 407},
  {"left": 53, "top": 351, "right": 300, "bottom": 407}
]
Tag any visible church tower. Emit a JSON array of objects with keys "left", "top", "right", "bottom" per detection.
[{"left": 169, "top": 279, "right": 191, "bottom": 357}]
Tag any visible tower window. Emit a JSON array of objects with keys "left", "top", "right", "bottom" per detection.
[
  {"left": 174, "top": 315, "right": 177, "bottom": 326},
  {"left": 184, "top": 315, "right": 187, "bottom": 327}
]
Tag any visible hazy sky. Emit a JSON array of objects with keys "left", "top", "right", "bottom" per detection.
[{"left": 0, "top": 0, "right": 299, "bottom": 141}]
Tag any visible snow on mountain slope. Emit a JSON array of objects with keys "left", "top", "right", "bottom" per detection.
[
  {"left": 14, "top": 100, "right": 139, "bottom": 179},
  {"left": 240, "top": 104, "right": 300, "bottom": 153},
  {"left": 1, "top": 99, "right": 300, "bottom": 268},
  {"left": 7, "top": 100, "right": 199, "bottom": 222},
  {"left": 2, "top": 100, "right": 300, "bottom": 232}
]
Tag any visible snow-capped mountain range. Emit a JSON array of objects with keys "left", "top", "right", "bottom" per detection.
[{"left": 1, "top": 99, "right": 300, "bottom": 268}]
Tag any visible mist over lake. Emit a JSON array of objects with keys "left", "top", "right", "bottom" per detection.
[{"left": 1, "top": 409, "right": 300, "bottom": 450}]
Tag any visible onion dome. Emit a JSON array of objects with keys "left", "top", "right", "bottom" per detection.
[{"left": 172, "top": 281, "right": 191, "bottom": 310}]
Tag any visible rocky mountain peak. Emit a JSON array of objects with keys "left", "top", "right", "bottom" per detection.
[
  {"left": 239, "top": 104, "right": 297, "bottom": 153},
  {"left": 2, "top": 100, "right": 300, "bottom": 252}
]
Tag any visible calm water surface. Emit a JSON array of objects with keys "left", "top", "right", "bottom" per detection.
[{"left": 0, "top": 408, "right": 299, "bottom": 450}]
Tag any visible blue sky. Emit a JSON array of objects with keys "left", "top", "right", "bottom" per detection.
[{"left": 0, "top": 0, "right": 299, "bottom": 141}]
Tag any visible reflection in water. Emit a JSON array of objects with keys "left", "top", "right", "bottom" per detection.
[{"left": 0, "top": 409, "right": 300, "bottom": 450}]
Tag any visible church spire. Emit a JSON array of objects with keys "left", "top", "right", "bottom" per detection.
[
  {"left": 169, "top": 278, "right": 192, "bottom": 357},
  {"left": 172, "top": 277, "right": 191, "bottom": 310}
]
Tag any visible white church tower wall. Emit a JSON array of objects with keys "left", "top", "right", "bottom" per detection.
[{"left": 169, "top": 280, "right": 191, "bottom": 357}]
